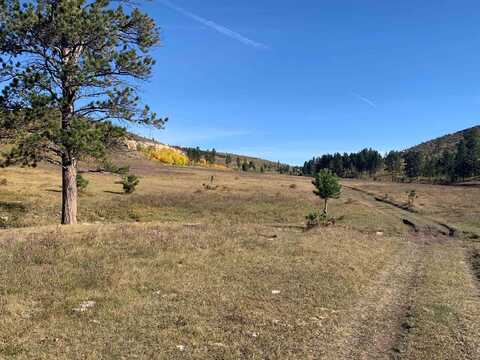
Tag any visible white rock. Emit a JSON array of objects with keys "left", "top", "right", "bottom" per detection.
[
  {"left": 176, "top": 345, "right": 186, "bottom": 352},
  {"left": 73, "top": 300, "right": 96, "bottom": 312},
  {"left": 271, "top": 290, "right": 281, "bottom": 295}
]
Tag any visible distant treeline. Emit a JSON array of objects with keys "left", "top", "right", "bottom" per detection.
[
  {"left": 181, "top": 146, "right": 296, "bottom": 174},
  {"left": 302, "top": 128, "right": 480, "bottom": 183}
]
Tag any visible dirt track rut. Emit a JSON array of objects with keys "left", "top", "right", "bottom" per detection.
[{"left": 321, "top": 186, "right": 480, "bottom": 359}]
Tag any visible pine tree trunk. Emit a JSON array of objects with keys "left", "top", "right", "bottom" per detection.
[
  {"left": 62, "top": 153, "right": 77, "bottom": 225},
  {"left": 61, "top": 81, "right": 77, "bottom": 224},
  {"left": 323, "top": 199, "right": 328, "bottom": 216}
]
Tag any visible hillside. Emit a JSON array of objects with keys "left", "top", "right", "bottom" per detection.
[
  {"left": 406, "top": 125, "right": 480, "bottom": 155},
  {"left": 127, "top": 132, "right": 286, "bottom": 170}
]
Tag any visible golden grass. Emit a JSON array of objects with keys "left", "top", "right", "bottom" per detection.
[
  {"left": 1, "top": 160, "right": 480, "bottom": 358},
  {"left": 0, "top": 163, "right": 405, "bottom": 235}
]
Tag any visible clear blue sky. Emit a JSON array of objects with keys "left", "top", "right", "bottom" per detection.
[{"left": 131, "top": 0, "right": 480, "bottom": 165}]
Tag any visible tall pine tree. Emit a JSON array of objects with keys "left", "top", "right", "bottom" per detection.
[{"left": 0, "top": 0, "right": 165, "bottom": 224}]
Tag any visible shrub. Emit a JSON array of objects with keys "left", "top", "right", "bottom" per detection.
[
  {"left": 76, "top": 174, "right": 89, "bottom": 193},
  {"left": 305, "top": 210, "right": 336, "bottom": 229},
  {"left": 0, "top": 178, "right": 7, "bottom": 186},
  {"left": 407, "top": 190, "right": 417, "bottom": 208},
  {"left": 102, "top": 160, "right": 130, "bottom": 175},
  {"left": 202, "top": 175, "right": 218, "bottom": 190},
  {"left": 122, "top": 174, "right": 140, "bottom": 194},
  {"left": 305, "top": 211, "right": 320, "bottom": 229}
]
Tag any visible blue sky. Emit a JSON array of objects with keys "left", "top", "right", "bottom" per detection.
[{"left": 131, "top": 0, "right": 480, "bottom": 165}]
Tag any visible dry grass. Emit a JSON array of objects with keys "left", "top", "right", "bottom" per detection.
[
  {"left": 0, "top": 163, "right": 405, "bottom": 236},
  {"left": 0, "top": 223, "right": 403, "bottom": 359},
  {"left": 345, "top": 179, "right": 480, "bottom": 234},
  {"left": 401, "top": 242, "right": 480, "bottom": 359},
  {"left": 1, "top": 161, "right": 480, "bottom": 358}
]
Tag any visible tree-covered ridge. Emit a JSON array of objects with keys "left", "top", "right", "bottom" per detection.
[
  {"left": 302, "top": 127, "right": 480, "bottom": 183},
  {"left": 406, "top": 125, "right": 480, "bottom": 155},
  {"left": 302, "top": 148, "right": 384, "bottom": 178}
]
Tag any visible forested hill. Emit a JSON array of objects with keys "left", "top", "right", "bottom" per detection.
[
  {"left": 301, "top": 125, "right": 480, "bottom": 182},
  {"left": 406, "top": 125, "right": 480, "bottom": 156}
]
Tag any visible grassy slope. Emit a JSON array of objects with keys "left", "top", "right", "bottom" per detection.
[{"left": 0, "top": 160, "right": 480, "bottom": 359}]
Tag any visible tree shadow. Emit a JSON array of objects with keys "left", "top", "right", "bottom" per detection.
[
  {"left": 0, "top": 201, "right": 28, "bottom": 212},
  {"left": 104, "top": 190, "right": 125, "bottom": 195},
  {"left": 46, "top": 189, "right": 61, "bottom": 193}
]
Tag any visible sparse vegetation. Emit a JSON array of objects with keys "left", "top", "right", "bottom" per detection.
[{"left": 0, "top": 157, "right": 479, "bottom": 358}]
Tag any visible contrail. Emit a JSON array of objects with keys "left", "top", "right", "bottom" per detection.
[
  {"left": 159, "top": 0, "right": 269, "bottom": 50},
  {"left": 351, "top": 92, "right": 377, "bottom": 108}
]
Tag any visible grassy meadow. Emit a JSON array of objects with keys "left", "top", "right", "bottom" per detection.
[{"left": 1, "top": 158, "right": 480, "bottom": 359}]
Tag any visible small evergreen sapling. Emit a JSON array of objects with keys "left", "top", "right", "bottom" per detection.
[
  {"left": 312, "top": 169, "right": 342, "bottom": 216},
  {"left": 122, "top": 175, "right": 140, "bottom": 194}
]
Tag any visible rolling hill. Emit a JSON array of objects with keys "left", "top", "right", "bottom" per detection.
[{"left": 406, "top": 125, "right": 480, "bottom": 155}]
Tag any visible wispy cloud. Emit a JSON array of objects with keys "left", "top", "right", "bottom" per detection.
[
  {"left": 351, "top": 92, "right": 377, "bottom": 108},
  {"left": 159, "top": 0, "right": 269, "bottom": 50}
]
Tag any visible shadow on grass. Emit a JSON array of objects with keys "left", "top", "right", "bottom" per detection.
[
  {"left": 0, "top": 201, "right": 28, "bottom": 211},
  {"left": 104, "top": 190, "right": 125, "bottom": 195},
  {"left": 46, "top": 189, "right": 61, "bottom": 193}
]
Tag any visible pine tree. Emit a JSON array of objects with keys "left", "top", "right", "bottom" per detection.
[
  {"left": 454, "top": 140, "right": 468, "bottom": 180},
  {"left": 464, "top": 129, "right": 480, "bottom": 177},
  {"left": 385, "top": 151, "right": 402, "bottom": 181},
  {"left": 225, "top": 153, "right": 232, "bottom": 166},
  {"left": 211, "top": 148, "right": 217, "bottom": 164},
  {"left": 312, "top": 169, "right": 341, "bottom": 216},
  {"left": 404, "top": 151, "right": 424, "bottom": 180},
  {"left": 438, "top": 150, "right": 456, "bottom": 182},
  {"left": 0, "top": 0, "right": 164, "bottom": 224},
  {"left": 422, "top": 157, "right": 436, "bottom": 179}
]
